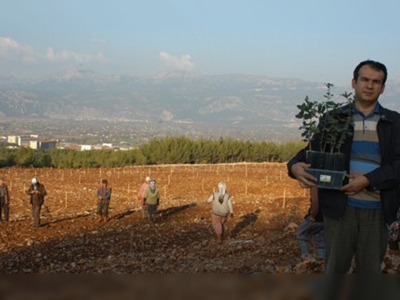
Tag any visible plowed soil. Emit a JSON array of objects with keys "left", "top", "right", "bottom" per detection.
[{"left": 0, "top": 163, "right": 398, "bottom": 273}]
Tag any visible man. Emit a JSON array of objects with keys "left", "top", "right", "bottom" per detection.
[
  {"left": 288, "top": 60, "right": 400, "bottom": 274},
  {"left": 0, "top": 176, "right": 10, "bottom": 223},
  {"left": 96, "top": 179, "right": 112, "bottom": 222},
  {"left": 137, "top": 176, "right": 151, "bottom": 218},
  {"left": 26, "top": 177, "right": 47, "bottom": 228}
]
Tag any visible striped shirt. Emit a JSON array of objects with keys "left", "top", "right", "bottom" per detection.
[{"left": 348, "top": 104, "right": 382, "bottom": 209}]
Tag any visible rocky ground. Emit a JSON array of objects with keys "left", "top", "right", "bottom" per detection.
[{"left": 0, "top": 163, "right": 398, "bottom": 274}]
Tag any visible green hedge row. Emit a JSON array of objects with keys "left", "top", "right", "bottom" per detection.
[{"left": 0, "top": 137, "right": 305, "bottom": 168}]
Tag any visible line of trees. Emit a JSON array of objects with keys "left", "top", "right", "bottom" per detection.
[{"left": 0, "top": 137, "right": 305, "bottom": 168}]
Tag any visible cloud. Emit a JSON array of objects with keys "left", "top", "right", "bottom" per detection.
[
  {"left": 0, "top": 37, "right": 37, "bottom": 63},
  {"left": 46, "top": 47, "right": 105, "bottom": 64},
  {"left": 0, "top": 36, "right": 105, "bottom": 67},
  {"left": 90, "top": 38, "right": 106, "bottom": 44},
  {"left": 158, "top": 51, "right": 195, "bottom": 71}
]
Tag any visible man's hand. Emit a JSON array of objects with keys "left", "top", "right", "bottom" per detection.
[
  {"left": 290, "top": 162, "right": 317, "bottom": 187},
  {"left": 341, "top": 174, "right": 370, "bottom": 195},
  {"left": 230, "top": 213, "right": 234, "bottom": 219}
]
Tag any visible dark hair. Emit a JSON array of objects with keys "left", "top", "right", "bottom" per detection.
[
  {"left": 101, "top": 179, "right": 108, "bottom": 184},
  {"left": 353, "top": 60, "right": 388, "bottom": 85}
]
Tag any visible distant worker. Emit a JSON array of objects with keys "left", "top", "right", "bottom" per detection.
[
  {"left": 26, "top": 177, "right": 47, "bottom": 228},
  {"left": 0, "top": 176, "right": 10, "bottom": 223},
  {"left": 207, "top": 181, "right": 234, "bottom": 244},
  {"left": 143, "top": 179, "right": 160, "bottom": 222},
  {"left": 388, "top": 207, "right": 400, "bottom": 255},
  {"left": 96, "top": 179, "right": 112, "bottom": 222},
  {"left": 296, "top": 186, "right": 325, "bottom": 260},
  {"left": 138, "top": 176, "right": 151, "bottom": 218}
]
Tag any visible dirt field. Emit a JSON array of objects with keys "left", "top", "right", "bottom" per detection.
[{"left": 0, "top": 163, "right": 398, "bottom": 274}]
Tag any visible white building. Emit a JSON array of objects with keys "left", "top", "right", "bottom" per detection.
[{"left": 81, "top": 145, "right": 93, "bottom": 151}]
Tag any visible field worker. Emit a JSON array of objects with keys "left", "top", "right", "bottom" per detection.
[
  {"left": 138, "top": 176, "right": 151, "bottom": 218},
  {"left": 96, "top": 179, "right": 112, "bottom": 222},
  {"left": 26, "top": 177, "right": 47, "bottom": 228},
  {"left": 0, "top": 176, "right": 10, "bottom": 223},
  {"left": 388, "top": 207, "right": 400, "bottom": 255},
  {"left": 296, "top": 187, "right": 325, "bottom": 260},
  {"left": 207, "top": 181, "right": 233, "bottom": 244},
  {"left": 143, "top": 179, "right": 159, "bottom": 222}
]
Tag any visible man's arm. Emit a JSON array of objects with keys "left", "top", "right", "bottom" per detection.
[
  {"left": 362, "top": 114, "right": 400, "bottom": 190},
  {"left": 26, "top": 186, "right": 33, "bottom": 196},
  {"left": 4, "top": 185, "right": 10, "bottom": 204},
  {"left": 41, "top": 185, "right": 47, "bottom": 197},
  {"left": 207, "top": 194, "right": 214, "bottom": 203},
  {"left": 341, "top": 174, "right": 370, "bottom": 195},
  {"left": 227, "top": 197, "right": 234, "bottom": 218},
  {"left": 290, "top": 162, "right": 317, "bottom": 187},
  {"left": 104, "top": 188, "right": 112, "bottom": 200}
]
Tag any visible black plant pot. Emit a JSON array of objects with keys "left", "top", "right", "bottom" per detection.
[
  {"left": 306, "top": 150, "right": 345, "bottom": 171},
  {"left": 305, "top": 151, "right": 346, "bottom": 189}
]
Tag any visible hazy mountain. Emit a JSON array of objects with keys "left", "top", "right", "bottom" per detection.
[{"left": 1, "top": 69, "right": 400, "bottom": 143}]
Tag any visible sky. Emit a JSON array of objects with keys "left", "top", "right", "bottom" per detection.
[{"left": 1, "top": 0, "right": 400, "bottom": 87}]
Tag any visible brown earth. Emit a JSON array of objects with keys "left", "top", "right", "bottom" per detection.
[{"left": 0, "top": 163, "right": 398, "bottom": 274}]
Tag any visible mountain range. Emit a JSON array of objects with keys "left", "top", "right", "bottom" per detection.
[{"left": 1, "top": 69, "right": 400, "bottom": 144}]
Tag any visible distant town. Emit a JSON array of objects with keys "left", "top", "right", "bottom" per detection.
[{"left": 1, "top": 134, "right": 133, "bottom": 151}]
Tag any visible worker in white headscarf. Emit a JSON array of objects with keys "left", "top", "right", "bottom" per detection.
[
  {"left": 26, "top": 177, "right": 47, "bottom": 228},
  {"left": 207, "top": 181, "right": 233, "bottom": 243}
]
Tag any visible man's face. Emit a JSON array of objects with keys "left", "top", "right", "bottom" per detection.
[{"left": 352, "top": 65, "right": 385, "bottom": 104}]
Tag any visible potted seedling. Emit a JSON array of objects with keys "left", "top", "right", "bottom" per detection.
[{"left": 295, "top": 83, "right": 353, "bottom": 189}]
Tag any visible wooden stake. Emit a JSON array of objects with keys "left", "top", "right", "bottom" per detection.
[{"left": 282, "top": 189, "right": 286, "bottom": 208}]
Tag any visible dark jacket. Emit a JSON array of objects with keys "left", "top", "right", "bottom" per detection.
[
  {"left": 287, "top": 103, "right": 400, "bottom": 224},
  {"left": 0, "top": 184, "right": 10, "bottom": 204},
  {"left": 97, "top": 186, "right": 112, "bottom": 201},
  {"left": 26, "top": 183, "right": 47, "bottom": 205}
]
